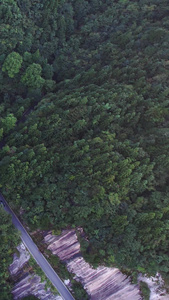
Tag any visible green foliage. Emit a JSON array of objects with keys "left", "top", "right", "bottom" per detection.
[
  {"left": 21, "top": 63, "right": 45, "bottom": 89},
  {"left": 2, "top": 52, "right": 23, "bottom": 78},
  {"left": 0, "top": 128, "right": 3, "bottom": 140},
  {"left": 139, "top": 281, "right": 150, "bottom": 300},
  {"left": 1, "top": 113, "right": 17, "bottom": 134},
  {"left": 72, "top": 281, "right": 88, "bottom": 300},
  {"left": 0, "top": 0, "right": 169, "bottom": 291},
  {"left": 0, "top": 208, "right": 20, "bottom": 299},
  {"left": 28, "top": 256, "right": 59, "bottom": 295}
]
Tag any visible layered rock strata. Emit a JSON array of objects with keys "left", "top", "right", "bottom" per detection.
[
  {"left": 10, "top": 242, "right": 62, "bottom": 300},
  {"left": 9, "top": 243, "right": 30, "bottom": 276},
  {"left": 12, "top": 273, "right": 61, "bottom": 300},
  {"left": 44, "top": 229, "right": 141, "bottom": 300}
]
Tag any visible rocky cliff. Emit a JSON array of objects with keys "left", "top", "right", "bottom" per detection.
[
  {"left": 9, "top": 243, "right": 62, "bottom": 300},
  {"left": 44, "top": 229, "right": 141, "bottom": 300}
]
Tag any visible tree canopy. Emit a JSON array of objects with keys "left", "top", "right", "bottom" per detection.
[
  {"left": 0, "top": 0, "right": 169, "bottom": 286},
  {"left": 2, "top": 52, "right": 23, "bottom": 78}
]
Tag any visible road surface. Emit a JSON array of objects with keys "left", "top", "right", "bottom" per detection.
[{"left": 0, "top": 193, "right": 75, "bottom": 300}]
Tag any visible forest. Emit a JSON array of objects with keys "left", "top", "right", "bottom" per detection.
[
  {"left": 1, "top": 0, "right": 169, "bottom": 294},
  {"left": 0, "top": 208, "right": 20, "bottom": 299}
]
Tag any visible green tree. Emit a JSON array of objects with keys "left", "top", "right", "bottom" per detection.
[
  {"left": 21, "top": 63, "right": 45, "bottom": 89},
  {"left": 1, "top": 114, "right": 17, "bottom": 134},
  {"left": 2, "top": 52, "right": 23, "bottom": 78}
]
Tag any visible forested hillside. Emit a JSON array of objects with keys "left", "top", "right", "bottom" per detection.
[
  {"left": 0, "top": 208, "right": 20, "bottom": 299},
  {"left": 1, "top": 0, "right": 169, "bottom": 279}
]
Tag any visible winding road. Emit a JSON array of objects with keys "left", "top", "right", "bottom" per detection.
[{"left": 0, "top": 193, "right": 75, "bottom": 300}]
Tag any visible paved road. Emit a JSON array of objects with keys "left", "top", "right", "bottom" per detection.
[{"left": 0, "top": 193, "right": 75, "bottom": 300}]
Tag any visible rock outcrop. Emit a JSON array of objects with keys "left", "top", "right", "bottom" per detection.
[
  {"left": 9, "top": 243, "right": 30, "bottom": 276},
  {"left": 9, "top": 242, "right": 62, "bottom": 300},
  {"left": 44, "top": 229, "right": 141, "bottom": 300},
  {"left": 12, "top": 273, "right": 61, "bottom": 300},
  {"left": 138, "top": 273, "right": 168, "bottom": 300}
]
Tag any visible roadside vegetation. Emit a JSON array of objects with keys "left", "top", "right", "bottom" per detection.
[
  {"left": 28, "top": 255, "right": 59, "bottom": 295},
  {"left": 0, "top": 209, "right": 20, "bottom": 299}
]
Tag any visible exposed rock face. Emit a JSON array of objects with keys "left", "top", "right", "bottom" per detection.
[
  {"left": 12, "top": 273, "right": 61, "bottom": 300},
  {"left": 44, "top": 230, "right": 141, "bottom": 300},
  {"left": 45, "top": 230, "right": 81, "bottom": 261},
  {"left": 138, "top": 273, "right": 168, "bottom": 300},
  {"left": 9, "top": 243, "right": 30, "bottom": 276},
  {"left": 9, "top": 242, "right": 62, "bottom": 300},
  {"left": 67, "top": 258, "right": 140, "bottom": 300}
]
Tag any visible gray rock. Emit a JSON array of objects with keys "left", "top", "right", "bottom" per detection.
[
  {"left": 44, "top": 230, "right": 142, "bottom": 300},
  {"left": 9, "top": 243, "right": 30, "bottom": 276},
  {"left": 12, "top": 274, "right": 62, "bottom": 300},
  {"left": 9, "top": 242, "right": 62, "bottom": 300}
]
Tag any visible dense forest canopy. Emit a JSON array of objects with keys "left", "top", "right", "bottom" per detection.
[{"left": 0, "top": 0, "right": 169, "bottom": 279}]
